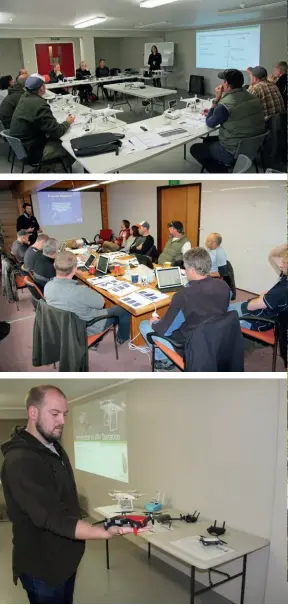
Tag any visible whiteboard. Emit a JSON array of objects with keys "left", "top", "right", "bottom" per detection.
[{"left": 144, "top": 42, "right": 174, "bottom": 67}]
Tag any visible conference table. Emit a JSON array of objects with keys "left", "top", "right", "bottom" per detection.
[
  {"left": 61, "top": 105, "right": 213, "bottom": 173},
  {"left": 103, "top": 82, "right": 177, "bottom": 114},
  {"left": 74, "top": 251, "right": 220, "bottom": 347},
  {"left": 46, "top": 73, "right": 139, "bottom": 91},
  {"left": 94, "top": 504, "right": 269, "bottom": 604}
]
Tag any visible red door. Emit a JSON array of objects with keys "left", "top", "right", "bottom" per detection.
[{"left": 35, "top": 43, "right": 75, "bottom": 77}]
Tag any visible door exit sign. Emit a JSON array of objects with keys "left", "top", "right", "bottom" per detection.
[{"left": 169, "top": 180, "right": 180, "bottom": 185}]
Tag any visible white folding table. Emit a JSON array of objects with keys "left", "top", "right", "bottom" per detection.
[
  {"left": 94, "top": 505, "right": 269, "bottom": 604},
  {"left": 61, "top": 107, "right": 214, "bottom": 173},
  {"left": 103, "top": 82, "right": 177, "bottom": 114}
]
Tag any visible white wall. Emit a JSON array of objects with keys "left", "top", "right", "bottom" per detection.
[
  {"left": 0, "top": 39, "right": 23, "bottom": 76},
  {"left": 62, "top": 378, "right": 286, "bottom": 604},
  {"left": 107, "top": 180, "right": 286, "bottom": 293},
  {"left": 31, "top": 191, "right": 102, "bottom": 242},
  {"left": 165, "top": 19, "right": 287, "bottom": 93}
]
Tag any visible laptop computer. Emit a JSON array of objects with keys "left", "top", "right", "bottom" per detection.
[
  {"left": 155, "top": 267, "right": 183, "bottom": 293},
  {"left": 95, "top": 254, "right": 109, "bottom": 277},
  {"left": 77, "top": 254, "right": 96, "bottom": 272}
]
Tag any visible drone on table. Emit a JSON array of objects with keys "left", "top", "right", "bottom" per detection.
[
  {"left": 108, "top": 490, "right": 144, "bottom": 512},
  {"left": 143, "top": 510, "right": 201, "bottom": 529}
]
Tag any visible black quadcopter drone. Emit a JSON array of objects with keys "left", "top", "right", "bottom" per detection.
[
  {"left": 93, "top": 514, "right": 153, "bottom": 535},
  {"left": 144, "top": 510, "right": 200, "bottom": 529}
]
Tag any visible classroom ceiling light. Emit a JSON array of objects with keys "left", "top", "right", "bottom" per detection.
[
  {"left": 218, "top": 1, "right": 286, "bottom": 15},
  {"left": 70, "top": 179, "right": 120, "bottom": 191},
  {"left": 140, "top": 0, "right": 180, "bottom": 8},
  {"left": 74, "top": 16, "right": 107, "bottom": 29},
  {"left": 136, "top": 21, "right": 170, "bottom": 27}
]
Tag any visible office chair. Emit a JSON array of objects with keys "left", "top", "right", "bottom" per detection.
[
  {"left": 24, "top": 275, "right": 45, "bottom": 310},
  {"left": 32, "top": 300, "right": 119, "bottom": 371},
  {"left": 94, "top": 229, "right": 113, "bottom": 244},
  {"left": 233, "top": 131, "right": 270, "bottom": 173},
  {"left": 232, "top": 154, "right": 252, "bottom": 173},
  {"left": 239, "top": 313, "right": 286, "bottom": 371},
  {"left": 134, "top": 254, "right": 154, "bottom": 269},
  {"left": 264, "top": 112, "right": 287, "bottom": 172},
  {"left": 1, "top": 130, "right": 70, "bottom": 173}
]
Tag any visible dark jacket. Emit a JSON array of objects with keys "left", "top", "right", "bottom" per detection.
[
  {"left": 10, "top": 90, "right": 70, "bottom": 164},
  {"left": 1, "top": 255, "right": 19, "bottom": 304},
  {"left": 76, "top": 68, "right": 91, "bottom": 80},
  {"left": 148, "top": 52, "right": 162, "bottom": 71},
  {"left": 0, "top": 427, "right": 85, "bottom": 587},
  {"left": 17, "top": 213, "right": 40, "bottom": 246},
  {"left": 96, "top": 66, "right": 110, "bottom": 78},
  {"left": 184, "top": 311, "right": 244, "bottom": 372},
  {"left": 33, "top": 299, "right": 89, "bottom": 371},
  {"left": 153, "top": 277, "right": 230, "bottom": 344},
  {"left": 0, "top": 82, "right": 25, "bottom": 128},
  {"left": 48, "top": 70, "right": 65, "bottom": 83}
]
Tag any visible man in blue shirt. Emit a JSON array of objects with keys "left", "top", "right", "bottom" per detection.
[
  {"left": 205, "top": 232, "right": 227, "bottom": 276},
  {"left": 190, "top": 69, "right": 265, "bottom": 173},
  {"left": 229, "top": 244, "right": 287, "bottom": 330}
]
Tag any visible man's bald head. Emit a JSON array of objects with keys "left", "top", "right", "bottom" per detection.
[
  {"left": 205, "top": 232, "right": 223, "bottom": 250},
  {"left": 17, "top": 74, "right": 29, "bottom": 86}
]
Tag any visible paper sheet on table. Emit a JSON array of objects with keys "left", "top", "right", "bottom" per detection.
[
  {"left": 121, "top": 132, "right": 168, "bottom": 154},
  {"left": 87, "top": 276, "right": 117, "bottom": 290},
  {"left": 171, "top": 536, "right": 235, "bottom": 560},
  {"left": 120, "top": 292, "right": 158, "bottom": 309},
  {"left": 137, "top": 288, "right": 169, "bottom": 302},
  {"left": 105, "top": 282, "right": 140, "bottom": 297}
]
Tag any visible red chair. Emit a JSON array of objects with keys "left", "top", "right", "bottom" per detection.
[
  {"left": 146, "top": 332, "right": 184, "bottom": 372},
  {"left": 239, "top": 315, "right": 282, "bottom": 372},
  {"left": 24, "top": 276, "right": 44, "bottom": 310},
  {"left": 94, "top": 229, "right": 113, "bottom": 245}
]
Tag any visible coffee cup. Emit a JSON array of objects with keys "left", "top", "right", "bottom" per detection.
[
  {"left": 131, "top": 274, "right": 139, "bottom": 284},
  {"left": 88, "top": 266, "right": 95, "bottom": 275}
]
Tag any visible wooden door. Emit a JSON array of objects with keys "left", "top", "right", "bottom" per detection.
[
  {"left": 157, "top": 184, "right": 201, "bottom": 252},
  {"left": 35, "top": 42, "right": 75, "bottom": 77}
]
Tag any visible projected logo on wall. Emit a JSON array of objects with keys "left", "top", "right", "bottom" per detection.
[{"left": 73, "top": 393, "right": 128, "bottom": 483}]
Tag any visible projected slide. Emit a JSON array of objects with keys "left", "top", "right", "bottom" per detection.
[
  {"left": 37, "top": 191, "right": 83, "bottom": 226},
  {"left": 196, "top": 25, "right": 260, "bottom": 70},
  {"left": 73, "top": 392, "right": 128, "bottom": 483}
]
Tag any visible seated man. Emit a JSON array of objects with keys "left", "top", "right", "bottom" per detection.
[
  {"left": 23, "top": 233, "right": 49, "bottom": 272},
  {"left": 44, "top": 251, "right": 130, "bottom": 343},
  {"left": 129, "top": 221, "right": 154, "bottom": 256},
  {"left": 10, "top": 76, "right": 75, "bottom": 170},
  {"left": 190, "top": 69, "right": 265, "bottom": 173},
  {"left": 0, "top": 73, "right": 28, "bottom": 128},
  {"left": 140, "top": 247, "right": 230, "bottom": 370},
  {"left": 11, "top": 230, "right": 30, "bottom": 264},
  {"left": 205, "top": 233, "right": 227, "bottom": 276},
  {"left": 248, "top": 66, "right": 284, "bottom": 120},
  {"left": 268, "top": 61, "right": 287, "bottom": 104},
  {"left": 33, "top": 238, "right": 58, "bottom": 286},
  {"left": 95, "top": 59, "right": 110, "bottom": 99},
  {"left": 48, "top": 63, "right": 69, "bottom": 95},
  {"left": 0, "top": 74, "right": 14, "bottom": 103},
  {"left": 75, "top": 61, "right": 95, "bottom": 103},
  {"left": 158, "top": 221, "right": 191, "bottom": 265},
  {"left": 229, "top": 244, "right": 288, "bottom": 331},
  {"left": 102, "top": 220, "right": 130, "bottom": 252}
]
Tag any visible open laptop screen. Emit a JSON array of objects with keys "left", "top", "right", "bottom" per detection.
[
  {"left": 156, "top": 267, "right": 183, "bottom": 289},
  {"left": 97, "top": 255, "right": 109, "bottom": 274},
  {"left": 85, "top": 255, "right": 96, "bottom": 269}
]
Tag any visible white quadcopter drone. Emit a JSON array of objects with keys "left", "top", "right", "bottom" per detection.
[{"left": 108, "top": 490, "right": 145, "bottom": 512}]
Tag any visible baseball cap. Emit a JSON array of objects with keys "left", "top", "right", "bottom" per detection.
[
  {"left": 136, "top": 221, "right": 150, "bottom": 229},
  {"left": 218, "top": 69, "right": 244, "bottom": 87},
  {"left": 168, "top": 221, "right": 184, "bottom": 232},
  {"left": 17, "top": 229, "right": 28, "bottom": 236},
  {"left": 251, "top": 66, "right": 268, "bottom": 79},
  {"left": 25, "top": 76, "right": 45, "bottom": 91}
]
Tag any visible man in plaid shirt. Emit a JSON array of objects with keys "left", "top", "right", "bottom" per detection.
[{"left": 248, "top": 66, "right": 285, "bottom": 120}]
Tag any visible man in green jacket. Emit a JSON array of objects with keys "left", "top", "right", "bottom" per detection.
[
  {"left": 158, "top": 221, "right": 191, "bottom": 265},
  {"left": 190, "top": 69, "right": 265, "bottom": 173},
  {"left": 0, "top": 73, "right": 28, "bottom": 128},
  {"left": 9, "top": 75, "right": 75, "bottom": 170}
]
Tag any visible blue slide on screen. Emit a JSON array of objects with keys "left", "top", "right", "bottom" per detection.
[{"left": 37, "top": 191, "right": 83, "bottom": 226}]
